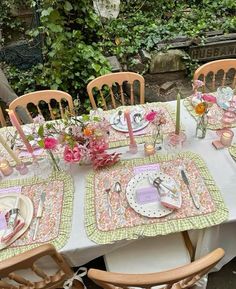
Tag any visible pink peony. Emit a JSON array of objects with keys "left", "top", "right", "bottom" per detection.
[
  {"left": 145, "top": 111, "right": 158, "bottom": 122},
  {"left": 44, "top": 137, "right": 58, "bottom": 150},
  {"left": 64, "top": 145, "right": 81, "bottom": 163},
  {"left": 193, "top": 80, "right": 204, "bottom": 89},
  {"left": 202, "top": 94, "right": 216, "bottom": 103}
]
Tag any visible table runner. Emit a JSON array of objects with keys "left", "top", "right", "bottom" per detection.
[
  {"left": 0, "top": 171, "right": 74, "bottom": 261},
  {"left": 85, "top": 151, "right": 228, "bottom": 244},
  {"left": 184, "top": 96, "right": 236, "bottom": 130}
]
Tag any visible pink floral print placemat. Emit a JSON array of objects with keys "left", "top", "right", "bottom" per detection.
[
  {"left": 85, "top": 152, "right": 228, "bottom": 244},
  {"left": 0, "top": 171, "right": 74, "bottom": 261},
  {"left": 184, "top": 96, "right": 236, "bottom": 130},
  {"left": 105, "top": 103, "right": 176, "bottom": 148}
]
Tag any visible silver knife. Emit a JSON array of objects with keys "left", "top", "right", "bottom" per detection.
[
  {"left": 33, "top": 192, "right": 46, "bottom": 240},
  {"left": 180, "top": 170, "right": 200, "bottom": 209}
]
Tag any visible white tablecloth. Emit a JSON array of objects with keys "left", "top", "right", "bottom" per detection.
[{"left": 3, "top": 100, "right": 236, "bottom": 270}]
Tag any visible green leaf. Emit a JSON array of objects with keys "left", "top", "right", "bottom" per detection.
[
  {"left": 38, "top": 139, "right": 44, "bottom": 148},
  {"left": 91, "top": 63, "right": 101, "bottom": 72},
  {"left": 64, "top": 1, "right": 73, "bottom": 11},
  {"left": 37, "top": 125, "right": 44, "bottom": 138},
  {"left": 41, "top": 7, "right": 54, "bottom": 17}
]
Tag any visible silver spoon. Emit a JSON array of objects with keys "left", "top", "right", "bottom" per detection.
[{"left": 114, "top": 181, "right": 122, "bottom": 194}]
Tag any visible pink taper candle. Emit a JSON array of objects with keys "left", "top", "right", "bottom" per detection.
[
  {"left": 124, "top": 109, "right": 137, "bottom": 153},
  {"left": 8, "top": 110, "right": 34, "bottom": 154}
]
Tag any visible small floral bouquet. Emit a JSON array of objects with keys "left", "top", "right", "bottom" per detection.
[
  {"left": 144, "top": 109, "right": 166, "bottom": 146},
  {"left": 192, "top": 80, "right": 217, "bottom": 138},
  {"left": 29, "top": 110, "right": 121, "bottom": 170}
]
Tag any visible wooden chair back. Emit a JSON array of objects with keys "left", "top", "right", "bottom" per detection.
[
  {"left": 0, "top": 244, "right": 83, "bottom": 289},
  {"left": 9, "top": 90, "right": 74, "bottom": 124},
  {"left": 88, "top": 248, "right": 224, "bottom": 289},
  {"left": 87, "top": 72, "right": 145, "bottom": 110},
  {"left": 193, "top": 59, "right": 236, "bottom": 92},
  {"left": 0, "top": 105, "right": 6, "bottom": 127}
]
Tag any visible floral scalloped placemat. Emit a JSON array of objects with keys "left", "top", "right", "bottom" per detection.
[
  {"left": 105, "top": 103, "right": 177, "bottom": 148},
  {"left": 85, "top": 151, "right": 228, "bottom": 244},
  {"left": 184, "top": 96, "right": 236, "bottom": 130},
  {"left": 0, "top": 171, "right": 74, "bottom": 261}
]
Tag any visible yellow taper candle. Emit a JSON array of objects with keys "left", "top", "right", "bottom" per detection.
[
  {"left": 0, "top": 134, "right": 21, "bottom": 164},
  {"left": 175, "top": 93, "right": 181, "bottom": 135}
]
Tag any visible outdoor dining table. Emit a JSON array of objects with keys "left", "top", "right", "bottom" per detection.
[{"left": 0, "top": 99, "right": 236, "bottom": 274}]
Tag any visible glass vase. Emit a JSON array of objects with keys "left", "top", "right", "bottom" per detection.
[
  {"left": 47, "top": 150, "right": 61, "bottom": 172},
  {"left": 196, "top": 114, "right": 208, "bottom": 139},
  {"left": 152, "top": 126, "right": 163, "bottom": 151}
]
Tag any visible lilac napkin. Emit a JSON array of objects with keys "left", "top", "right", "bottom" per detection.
[{"left": 136, "top": 187, "right": 160, "bottom": 204}]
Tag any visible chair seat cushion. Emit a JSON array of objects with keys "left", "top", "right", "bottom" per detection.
[{"left": 104, "top": 233, "right": 191, "bottom": 274}]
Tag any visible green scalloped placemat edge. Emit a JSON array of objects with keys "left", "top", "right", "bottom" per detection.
[
  {"left": 85, "top": 151, "right": 228, "bottom": 244},
  {"left": 0, "top": 171, "right": 74, "bottom": 261},
  {"left": 229, "top": 144, "right": 236, "bottom": 158}
]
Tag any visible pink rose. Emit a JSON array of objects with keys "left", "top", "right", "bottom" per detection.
[
  {"left": 44, "top": 137, "right": 58, "bottom": 150},
  {"left": 145, "top": 111, "right": 158, "bottom": 122},
  {"left": 64, "top": 145, "right": 81, "bottom": 163},
  {"left": 202, "top": 94, "right": 216, "bottom": 103}
]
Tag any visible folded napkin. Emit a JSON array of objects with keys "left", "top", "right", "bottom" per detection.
[
  {"left": 158, "top": 182, "right": 181, "bottom": 210},
  {"left": 1, "top": 210, "right": 25, "bottom": 244}
]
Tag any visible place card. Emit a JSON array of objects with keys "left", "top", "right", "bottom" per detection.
[
  {"left": 0, "top": 186, "right": 21, "bottom": 195},
  {"left": 134, "top": 164, "right": 160, "bottom": 174}
]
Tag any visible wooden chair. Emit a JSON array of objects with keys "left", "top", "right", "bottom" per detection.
[
  {"left": 88, "top": 248, "right": 225, "bottom": 289},
  {"left": 87, "top": 72, "right": 145, "bottom": 110},
  {"left": 193, "top": 59, "right": 236, "bottom": 92},
  {"left": 9, "top": 90, "right": 74, "bottom": 124},
  {"left": 0, "top": 105, "right": 6, "bottom": 127},
  {"left": 0, "top": 244, "right": 83, "bottom": 289}
]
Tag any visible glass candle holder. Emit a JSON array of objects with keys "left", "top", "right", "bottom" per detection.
[
  {"left": 144, "top": 142, "right": 155, "bottom": 156},
  {"left": 0, "top": 159, "right": 13, "bottom": 176},
  {"left": 164, "top": 132, "right": 186, "bottom": 152},
  {"left": 220, "top": 131, "right": 234, "bottom": 147}
]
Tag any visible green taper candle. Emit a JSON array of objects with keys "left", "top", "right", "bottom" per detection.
[{"left": 175, "top": 93, "right": 181, "bottom": 135}]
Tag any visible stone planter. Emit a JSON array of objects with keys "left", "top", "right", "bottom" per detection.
[{"left": 93, "top": 0, "right": 120, "bottom": 19}]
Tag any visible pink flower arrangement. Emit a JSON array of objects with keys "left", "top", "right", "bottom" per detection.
[
  {"left": 89, "top": 139, "right": 109, "bottom": 153},
  {"left": 64, "top": 145, "right": 81, "bottom": 163},
  {"left": 44, "top": 137, "right": 58, "bottom": 150},
  {"left": 192, "top": 80, "right": 204, "bottom": 91}
]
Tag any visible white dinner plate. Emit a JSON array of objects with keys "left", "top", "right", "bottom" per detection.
[
  {"left": 110, "top": 107, "right": 149, "bottom": 132},
  {"left": 126, "top": 171, "right": 180, "bottom": 218},
  {"left": 0, "top": 193, "right": 34, "bottom": 250}
]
